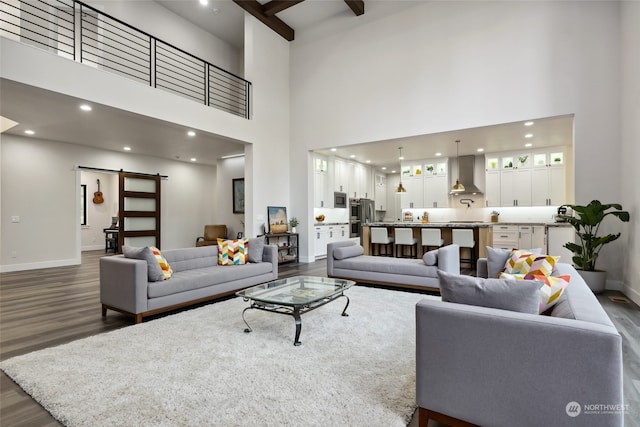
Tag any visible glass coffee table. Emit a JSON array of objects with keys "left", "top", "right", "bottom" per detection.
[{"left": 236, "top": 276, "right": 355, "bottom": 346}]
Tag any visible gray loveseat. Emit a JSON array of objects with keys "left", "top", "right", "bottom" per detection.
[
  {"left": 416, "top": 258, "right": 623, "bottom": 427},
  {"left": 326, "top": 240, "right": 460, "bottom": 292},
  {"left": 100, "top": 243, "right": 277, "bottom": 323}
]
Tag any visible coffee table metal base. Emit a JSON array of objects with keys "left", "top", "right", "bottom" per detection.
[{"left": 241, "top": 293, "right": 350, "bottom": 346}]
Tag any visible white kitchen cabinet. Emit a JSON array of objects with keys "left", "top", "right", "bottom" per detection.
[
  {"left": 400, "top": 175, "right": 424, "bottom": 209},
  {"left": 485, "top": 170, "right": 501, "bottom": 207},
  {"left": 492, "top": 225, "right": 519, "bottom": 249},
  {"left": 531, "top": 163, "right": 566, "bottom": 206},
  {"left": 314, "top": 170, "right": 330, "bottom": 208},
  {"left": 374, "top": 173, "right": 387, "bottom": 211},
  {"left": 500, "top": 168, "right": 531, "bottom": 207},
  {"left": 348, "top": 162, "right": 372, "bottom": 199},
  {"left": 492, "top": 224, "right": 546, "bottom": 250},
  {"left": 314, "top": 224, "right": 350, "bottom": 258},
  {"left": 423, "top": 159, "right": 449, "bottom": 208},
  {"left": 334, "top": 158, "right": 349, "bottom": 193},
  {"left": 547, "top": 225, "right": 575, "bottom": 263}
]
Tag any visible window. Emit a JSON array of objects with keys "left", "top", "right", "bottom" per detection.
[{"left": 80, "top": 184, "right": 87, "bottom": 225}]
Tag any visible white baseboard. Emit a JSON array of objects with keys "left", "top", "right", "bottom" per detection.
[
  {"left": 82, "top": 245, "right": 105, "bottom": 251},
  {"left": 0, "top": 257, "right": 81, "bottom": 273},
  {"left": 623, "top": 283, "right": 640, "bottom": 306}
]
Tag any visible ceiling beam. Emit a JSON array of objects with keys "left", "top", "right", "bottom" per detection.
[
  {"left": 262, "top": 0, "right": 305, "bottom": 17},
  {"left": 233, "top": 0, "right": 295, "bottom": 41},
  {"left": 344, "top": 0, "right": 364, "bottom": 16}
]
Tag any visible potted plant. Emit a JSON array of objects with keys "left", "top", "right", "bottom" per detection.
[
  {"left": 289, "top": 217, "right": 299, "bottom": 233},
  {"left": 558, "top": 200, "right": 630, "bottom": 293}
]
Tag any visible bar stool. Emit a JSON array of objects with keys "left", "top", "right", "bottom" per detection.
[
  {"left": 452, "top": 229, "right": 476, "bottom": 268},
  {"left": 394, "top": 228, "right": 418, "bottom": 258},
  {"left": 370, "top": 227, "right": 394, "bottom": 256},
  {"left": 421, "top": 228, "right": 444, "bottom": 253}
]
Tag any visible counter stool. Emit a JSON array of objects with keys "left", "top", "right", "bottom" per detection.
[
  {"left": 452, "top": 229, "right": 476, "bottom": 268},
  {"left": 371, "top": 227, "right": 394, "bottom": 256},
  {"left": 421, "top": 228, "right": 444, "bottom": 253},
  {"left": 394, "top": 228, "right": 418, "bottom": 258}
]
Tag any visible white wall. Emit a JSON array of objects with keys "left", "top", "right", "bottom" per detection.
[
  {"left": 216, "top": 156, "right": 245, "bottom": 238},
  {"left": 86, "top": 0, "right": 242, "bottom": 76},
  {"left": 620, "top": 1, "right": 640, "bottom": 304},
  {"left": 0, "top": 135, "right": 217, "bottom": 271},
  {"left": 290, "top": 1, "right": 631, "bottom": 287}
]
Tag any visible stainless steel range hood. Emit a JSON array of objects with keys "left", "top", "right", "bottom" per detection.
[{"left": 450, "top": 155, "right": 483, "bottom": 195}]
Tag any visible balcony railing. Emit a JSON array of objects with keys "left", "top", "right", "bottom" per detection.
[{"left": 0, "top": 0, "right": 251, "bottom": 119}]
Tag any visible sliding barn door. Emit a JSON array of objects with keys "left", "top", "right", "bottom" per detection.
[{"left": 118, "top": 172, "right": 161, "bottom": 251}]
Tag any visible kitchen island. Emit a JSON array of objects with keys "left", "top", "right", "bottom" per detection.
[{"left": 362, "top": 222, "right": 493, "bottom": 260}]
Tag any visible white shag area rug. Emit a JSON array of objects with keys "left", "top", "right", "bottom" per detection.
[{"left": 1, "top": 286, "right": 439, "bottom": 427}]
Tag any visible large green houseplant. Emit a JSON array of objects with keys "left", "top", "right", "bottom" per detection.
[{"left": 558, "top": 200, "right": 630, "bottom": 292}]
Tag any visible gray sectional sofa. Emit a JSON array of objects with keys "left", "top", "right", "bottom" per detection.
[
  {"left": 100, "top": 243, "right": 277, "bottom": 323},
  {"left": 416, "top": 257, "right": 624, "bottom": 427},
  {"left": 326, "top": 240, "right": 460, "bottom": 291}
]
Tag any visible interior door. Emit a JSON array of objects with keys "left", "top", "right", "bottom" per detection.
[{"left": 118, "top": 172, "right": 161, "bottom": 251}]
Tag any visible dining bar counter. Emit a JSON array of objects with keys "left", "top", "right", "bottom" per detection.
[{"left": 362, "top": 222, "right": 493, "bottom": 260}]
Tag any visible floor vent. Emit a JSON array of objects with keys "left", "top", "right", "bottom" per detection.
[{"left": 608, "top": 295, "right": 630, "bottom": 304}]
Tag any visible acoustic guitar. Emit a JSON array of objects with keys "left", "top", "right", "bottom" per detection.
[{"left": 93, "top": 179, "right": 104, "bottom": 204}]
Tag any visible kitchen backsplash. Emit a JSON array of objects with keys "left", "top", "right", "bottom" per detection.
[
  {"left": 402, "top": 205, "right": 560, "bottom": 223},
  {"left": 313, "top": 208, "right": 349, "bottom": 224}
]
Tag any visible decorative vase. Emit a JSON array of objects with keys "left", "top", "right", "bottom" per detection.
[
  {"left": 576, "top": 269, "right": 606, "bottom": 294},
  {"left": 291, "top": 227, "right": 297, "bottom": 233}
]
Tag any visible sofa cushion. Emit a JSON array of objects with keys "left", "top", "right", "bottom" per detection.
[
  {"left": 217, "top": 238, "right": 248, "bottom": 265},
  {"left": 123, "top": 246, "right": 165, "bottom": 282},
  {"left": 499, "top": 272, "right": 571, "bottom": 313},
  {"left": 163, "top": 246, "right": 218, "bottom": 272},
  {"left": 333, "top": 245, "right": 364, "bottom": 260},
  {"left": 422, "top": 249, "right": 438, "bottom": 266},
  {"left": 438, "top": 270, "right": 540, "bottom": 314},
  {"left": 335, "top": 255, "right": 439, "bottom": 278},
  {"left": 248, "top": 236, "right": 265, "bottom": 263},
  {"left": 486, "top": 247, "right": 542, "bottom": 278},
  {"left": 504, "top": 250, "right": 557, "bottom": 276}
]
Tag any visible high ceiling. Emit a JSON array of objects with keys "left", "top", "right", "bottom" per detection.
[{"left": 0, "top": 1, "right": 573, "bottom": 171}]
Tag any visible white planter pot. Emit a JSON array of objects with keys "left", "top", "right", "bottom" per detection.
[
  {"left": 576, "top": 269, "right": 607, "bottom": 294},
  {"left": 291, "top": 227, "right": 297, "bottom": 234}
]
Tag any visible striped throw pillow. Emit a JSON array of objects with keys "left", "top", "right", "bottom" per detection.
[
  {"left": 217, "top": 238, "right": 249, "bottom": 265},
  {"left": 149, "top": 246, "right": 173, "bottom": 280}
]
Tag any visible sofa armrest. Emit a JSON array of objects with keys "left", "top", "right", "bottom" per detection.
[
  {"left": 435, "top": 244, "right": 460, "bottom": 275},
  {"left": 99, "top": 256, "right": 149, "bottom": 314},
  {"left": 416, "top": 299, "right": 623, "bottom": 427},
  {"left": 327, "top": 240, "right": 357, "bottom": 276},
  {"left": 476, "top": 257, "right": 489, "bottom": 278},
  {"left": 262, "top": 244, "right": 278, "bottom": 267}
]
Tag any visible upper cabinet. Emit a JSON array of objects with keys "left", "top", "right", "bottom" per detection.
[
  {"left": 400, "top": 158, "right": 449, "bottom": 209},
  {"left": 313, "top": 154, "right": 331, "bottom": 208},
  {"left": 485, "top": 147, "right": 567, "bottom": 207},
  {"left": 374, "top": 173, "right": 387, "bottom": 211}
]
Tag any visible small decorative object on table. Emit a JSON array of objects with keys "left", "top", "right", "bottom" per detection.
[
  {"left": 490, "top": 210, "right": 500, "bottom": 223},
  {"left": 289, "top": 217, "right": 299, "bottom": 233}
]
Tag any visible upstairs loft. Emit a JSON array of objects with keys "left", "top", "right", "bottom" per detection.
[{"left": 0, "top": 0, "right": 251, "bottom": 119}]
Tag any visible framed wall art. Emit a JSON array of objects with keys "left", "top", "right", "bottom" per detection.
[
  {"left": 267, "top": 206, "right": 288, "bottom": 234},
  {"left": 232, "top": 178, "right": 244, "bottom": 213}
]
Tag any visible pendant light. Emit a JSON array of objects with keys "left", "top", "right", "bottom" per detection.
[
  {"left": 395, "top": 146, "right": 407, "bottom": 193},
  {"left": 451, "top": 139, "right": 465, "bottom": 193}
]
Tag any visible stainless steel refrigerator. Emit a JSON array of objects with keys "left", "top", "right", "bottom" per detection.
[{"left": 349, "top": 198, "right": 374, "bottom": 243}]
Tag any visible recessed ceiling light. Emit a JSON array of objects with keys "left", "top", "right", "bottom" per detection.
[
  {"left": 435, "top": 152, "right": 442, "bottom": 157},
  {"left": 477, "top": 148, "right": 484, "bottom": 152},
  {"left": 391, "top": 170, "right": 397, "bottom": 173},
  {"left": 330, "top": 148, "right": 337, "bottom": 152},
  {"left": 123, "top": 146, "right": 132, "bottom": 151},
  {"left": 382, "top": 167, "right": 387, "bottom": 170},
  {"left": 524, "top": 121, "right": 534, "bottom": 126},
  {"left": 525, "top": 133, "right": 533, "bottom": 138},
  {"left": 187, "top": 130, "right": 196, "bottom": 137},
  {"left": 199, "top": 0, "right": 208, "bottom": 5},
  {"left": 366, "top": 160, "right": 371, "bottom": 163},
  {"left": 24, "top": 129, "right": 35, "bottom": 135},
  {"left": 350, "top": 154, "right": 356, "bottom": 158},
  {"left": 80, "top": 104, "right": 92, "bottom": 111},
  {"left": 190, "top": 158, "right": 197, "bottom": 162},
  {"left": 525, "top": 143, "right": 533, "bottom": 148}
]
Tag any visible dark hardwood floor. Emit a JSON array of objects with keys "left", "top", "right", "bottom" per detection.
[{"left": 1, "top": 251, "right": 638, "bottom": 427}]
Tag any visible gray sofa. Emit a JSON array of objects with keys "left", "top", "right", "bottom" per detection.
[
  {"left": 416, "top": 258, "right": 624, "bottom": 427},
  {"left": 326, "top": 240, "right": 460, "bottom": 292},
  {"left": 100, "top": 244, "right": 278, "bottom": 323}
]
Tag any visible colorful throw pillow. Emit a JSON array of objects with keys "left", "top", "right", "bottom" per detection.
[
  {"left": 503, "top": 250, "right": 558, "bottom": 276},
  {"left": 217, "top": 238, "right": 249, "bottom": 265},
  {"left": 499, "top": 272, "right": 570, "bottom": 313},
  {"left": 149, "top": 246, "right": 173, "bottom": 280}
]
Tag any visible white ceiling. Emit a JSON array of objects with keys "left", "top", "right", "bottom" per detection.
[{"left": 0, "top": 1, "right": 573, "bottom": 171}]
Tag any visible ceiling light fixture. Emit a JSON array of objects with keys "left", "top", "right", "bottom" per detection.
[
  {"left": 187, "top": 130, "right": 196, "bottom": 137},
  {"left": 525, "top": 143, "right": 533, "bottom": 148},
  {"left": 525, "top": 133, "right": 533, "bottom": 138},
  {"left": 190, "top": 158, "right": 197, "bottom": 162},
  {"left": 80, "top": 104, "right": 92, "bottom": 111},
  {"left": 451, "top": 140, "right": 465, "bottom": 193},
  {"left": 123, "top": 146, "right": 131, "bottom": 151},
  {"left": 330, "top": 148, "right": 337, "bottom": 152},
  {"left": 395, "top": 147, "right": 407, "bottom": 194},
  {"left": 382, "top": 167, "right": 387, "bottom": 170},
  {"left": 524, "top": 121, "right": 534, "bottom": 126},
  {"left": 350, "top": 154, "right": 356, "bottom": 158},
  {"left": 435, "top": 152, "right": 442, "bottom": 157},
  {"left": 477, "top": 148, "right": 484, "bottom": 152},
  {"left": 199, "top": 0, "right": 209, "bottom": 6},
  {"left": 24, "top": 129, "right": 35, "bottom": 135}
]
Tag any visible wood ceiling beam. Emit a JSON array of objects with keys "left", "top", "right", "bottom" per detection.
[
  {"left": 344, "top": 0, "right": 364, "bottom": 16},
  {"left": 262, "top": 0, "right": 305, "bottom": 17},
  {"left": 233, "top": 0, "right": 295, "bottom": 41}
]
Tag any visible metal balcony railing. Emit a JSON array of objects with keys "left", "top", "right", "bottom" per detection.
[{"left": 0, "top": 0, "right": 251, "bottom": 119}]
